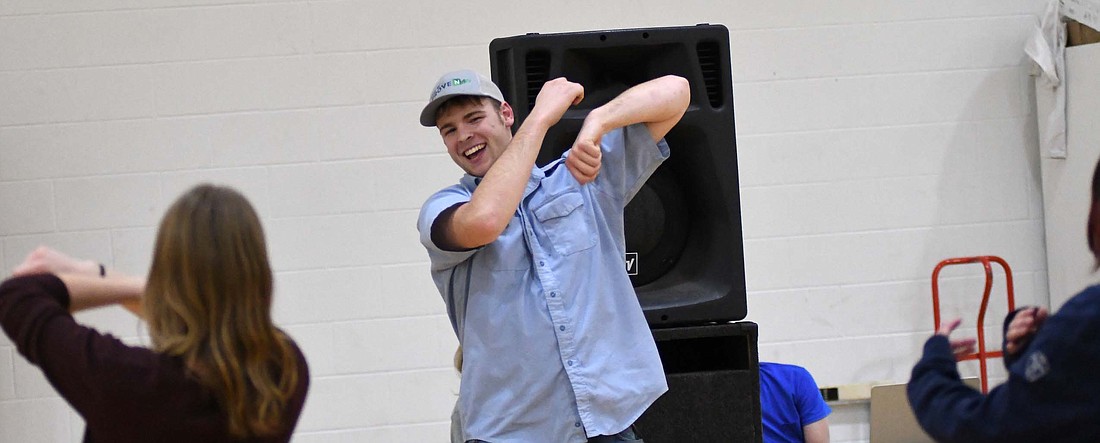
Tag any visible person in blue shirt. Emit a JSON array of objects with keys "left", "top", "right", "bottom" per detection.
[
  {"left": 759, "top": 362, "right": 831, "bottom": 443},
  {"left": 417, "top": 70, "right": 689, "bottom": 443},
  {"left": 907, "top": 155, "right": 1100, "bottom": 442}
]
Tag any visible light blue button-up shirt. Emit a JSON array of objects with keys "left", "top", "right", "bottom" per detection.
[{"left": 419, "top": 123, "right": 669, "bottom": 443}]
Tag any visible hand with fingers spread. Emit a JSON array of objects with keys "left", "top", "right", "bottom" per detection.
[
  {"left": 937, "top": 318, "right": 977, "bottom": 360},
  {"left": 1005, "top": 307, "right": 1048, "bottom": 356}
]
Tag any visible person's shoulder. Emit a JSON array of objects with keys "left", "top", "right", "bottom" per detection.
[
  {"left": 1072, "top": 284, "right": 1100, "bottom": 301},
  {"left": 284, "top": 335, "right": 311, "bottom": 394},
  {"left": 760, "top": 362, "right": 810, "bottom": 375},
  {"left": 427, "top": 181, "right": 473, "bottom": 201},
  {"left": 287, "top": 336, "right": 310, "bottom": 372},
  {"left": 760, "top": 363, "right": 817, "bottom": 388},
  {"left": 276, "top": 331, "right": 309, "bottom": 370},
  {"left": 420, "top": 181, "right": 474, "bottom": 221},
  {"left": 1057, "top": 284, "right": 1100, "bottom": 319},
  {"left": 1029, "top": 285, "right": 1100, "bottom": 351}
]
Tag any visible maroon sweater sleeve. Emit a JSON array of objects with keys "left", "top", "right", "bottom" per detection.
[
  {"left": 0, "top": 274, "right": 72, "bottom": 362},
  {"left": 1, "top": 274, "right": 312, "bottom": 442},
  {"left": 0, "top": 274, "right": 145, "bottom": 415}
]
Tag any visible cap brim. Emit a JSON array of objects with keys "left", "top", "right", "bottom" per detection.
[{"left": 420, "top": 97, "right": 446, "bottom": 127}]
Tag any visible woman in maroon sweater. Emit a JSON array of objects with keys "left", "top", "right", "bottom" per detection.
[{"left": 0, "top": 184, "right": 309, "bottom": 442}]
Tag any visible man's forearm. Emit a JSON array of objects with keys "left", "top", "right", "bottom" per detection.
[
  {"left": 449, "top": 114, "right": 553, "bottom": 247},
  {"left": 444, "top": 78, "right": 584, "bottom": 249},
  {"left": 584, "top": 75, "right": 689, "bottom": 141}
]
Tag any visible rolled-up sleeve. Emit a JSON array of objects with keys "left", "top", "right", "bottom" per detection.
[
  {"left": 794, "top": 366, "right": 831, "bottom": 426},
  {"left": 585, "top": 123, "right": 669, "bottom": 204},
  {"left": 418, "top": 186, "right": 481, "bottom": 271}
]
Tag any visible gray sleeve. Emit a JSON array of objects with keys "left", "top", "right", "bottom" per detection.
[
  {"left": 589, "top": 122, "right": 670, "bottom": 204},
  {"left": 418, "top": 187, "right": 480, "bottom": 270}
]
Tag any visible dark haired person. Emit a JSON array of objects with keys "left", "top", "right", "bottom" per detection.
[
  {"left": 907, "top": 158, "right": 1100, "bottom": 442},
  {"left": 0, "top": 184, "right": 309, "bottom": 442},
  {"left": 417, "top": 70, "right": 689, "bottom": 442}
]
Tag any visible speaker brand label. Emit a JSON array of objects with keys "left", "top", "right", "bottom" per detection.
[{"left": 625, "top": 252, "right": 638, "bottom": 275}]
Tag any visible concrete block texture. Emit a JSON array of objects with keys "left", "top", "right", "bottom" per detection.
[
  {"left": 0, "top": 4, "right": 309, "bottom": 71},
  {"left": 0, "top": 67, "right": 155, "bottom": 126},
  {"left": 0, "top": 398, "right": 72, "bottom": 443},
  {"left": 0, "top": 1, "right": 1051, "bottom": 441},
  {"left": 0, "top": 348, "right": 14, "bottom": 400}
]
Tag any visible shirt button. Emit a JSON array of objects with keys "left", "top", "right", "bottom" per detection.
[
  {"left": 559, "top": 325, "right": 566, "bottom": 331},
  {"left": 539, "top": 261, "right": 545, "bottom": 267},
  {"left": 574, "top": 421, "right": 582, "bottom": 428},
  {"left": 567, "top": 360, "right": 574, "bottom": 366},
  {"left": 550, "top": 292, "right": 557, "bottom": 297}
]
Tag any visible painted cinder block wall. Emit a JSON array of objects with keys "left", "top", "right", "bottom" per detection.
[{"left": 0, "top": 1, "right": 1049, "bottom": 442}]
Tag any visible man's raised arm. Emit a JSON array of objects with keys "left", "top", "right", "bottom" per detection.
[
  {"left": 435, "top": 78, "right": 584, "bottom": 250},
  {"left": 565, "top": 75, "right": 689, "bottom": 183},
  {"left": 582, "top": 75, "right": 688, "bottom": 146}
]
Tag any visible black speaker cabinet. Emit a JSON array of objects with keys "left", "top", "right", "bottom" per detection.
[
  {"left": 635, "top": 322, "right": 762, "bottom": 442},
  {"left": 490, "top": 24, "right": 746, "bottom": 327}
]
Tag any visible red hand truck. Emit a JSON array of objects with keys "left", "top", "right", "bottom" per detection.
[{"left": 931, "top": 256, "right": 1016, "bottom": 393}]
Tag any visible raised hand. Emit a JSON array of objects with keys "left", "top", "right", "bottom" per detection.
[
  {"left": 12, "top": 246, "right": 99, "bottom": 277},
  {"left": 1005, "top": 307, "right": 1048, "bottom": 356},
  {"left": 937, "top": 318, "right": 977, "bottom": 360}
]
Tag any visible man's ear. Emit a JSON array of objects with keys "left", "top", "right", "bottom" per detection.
[{"left": 500, "top": 101, "right": 515, "bottom": 128}]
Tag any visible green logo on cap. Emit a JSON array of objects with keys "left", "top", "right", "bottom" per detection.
[{"left": 433, "top": 77, "right": 473, "bottom": 99}]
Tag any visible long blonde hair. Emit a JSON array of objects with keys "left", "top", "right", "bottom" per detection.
[{"left": 144, "top": 184, "right": 299, "bottom": 438}]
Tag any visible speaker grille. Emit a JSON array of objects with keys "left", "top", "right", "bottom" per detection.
[
  {"left": 525, "top": 50, "right": 551, "bottom": 111},
  {"left": 696, "top": 41, "right": 723, "bottom": 108},
  {"left": 636, "top": 323, "right": 761, "bottom": 442}
]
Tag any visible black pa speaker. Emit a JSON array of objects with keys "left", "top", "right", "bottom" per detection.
[
  {"left": 635, "top": 322, "right": 762, "bottom": 442},
  {"left": 490, "top": 24, "right": 746, "bottom": 327}
]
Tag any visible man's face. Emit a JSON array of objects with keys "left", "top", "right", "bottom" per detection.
[{"left": 436, "top": 98, "right": 514, "bottom": 177}]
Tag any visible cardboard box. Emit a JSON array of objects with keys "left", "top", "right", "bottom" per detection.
[{"left": 1067, "top": 19, "right": 1100, "bottom": 46}]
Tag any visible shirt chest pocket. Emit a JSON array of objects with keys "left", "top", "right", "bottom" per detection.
[
  {"left": 533, "top": 191, "right": 598, "bottom": 256},
  {"left": 483, "top": 219, "right": 531, "bottom": 271}
]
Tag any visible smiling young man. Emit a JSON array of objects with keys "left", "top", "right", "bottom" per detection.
[{"left": 417, "top": 69, "right": 689, "bottom": 443}]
